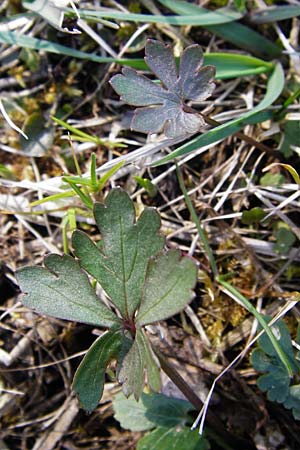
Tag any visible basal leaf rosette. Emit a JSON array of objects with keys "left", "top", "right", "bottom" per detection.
[
  {"left": 110, "top": 39, "right": 216, "bottom": 138},
  {"left": 17, "top": 188, "right": 197, "bottom": 411}
]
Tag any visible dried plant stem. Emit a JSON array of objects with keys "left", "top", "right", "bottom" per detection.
[
  {"left": 153, "top": 346, "right": 256, "bottom": 450},
  {"left": 202, "top": 114, "right": 275, "bottom": 155}
]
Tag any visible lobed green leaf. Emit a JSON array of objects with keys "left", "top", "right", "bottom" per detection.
[
  {"left": 16, "top": 254, "right": 118, "bottom": 327},
  {"left": 137, "top": 426, "right": 210, "bottom": 450},
  {"left": 136, "top": 250, "right": 197, "bottom": 326},
  {"left": 73, "top": 188, "right": 164, "bottom": 318},
  {"left": 113, "top": 391, "right": 193, "bottom": 432},
  {"left": 257, "top": 366, "right": 290, "bottom": 403}
]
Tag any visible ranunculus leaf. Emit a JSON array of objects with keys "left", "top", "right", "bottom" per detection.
[
  {"left": 136, "top": 250, "right": 197, "bottom": 326},
  {"left": 72, "top": 188, "right": 165, "bottom": 318},
  {"left": 16, "top": 254, "right": 118, "bottom": 327},
  {"left": 110, "top": 39, "right": 215, "bottom": 138},
  {"left": 17, "top": 188, "right": 198, "bottom": 406}
]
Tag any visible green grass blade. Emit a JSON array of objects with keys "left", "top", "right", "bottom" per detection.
[
  {"left": 90, "top": 153, "right": 97, "bottom": 191},
  {"left": 117, "top": 53, "right": 273, "bottom": 80},
  {"left": 30, "top": 190, "right": 75, "bottom": 206},
  {"left": 97, "top": 161, "right": 124, "bottom": 191},
  {"left": 176, "top": 165, "right": 218, "bottom": 278},
  {"left": 52, "top": 116, "right": 101, "bottom": 144},
  {"left": 177, "top": 161, "right": 293, "bottom": 377},
  {"left": 201, "top": 53, "right": 273, "bottom": 79},
  {"left": 155, "top": 63, "right": 284, "bottom": 165},
  {"left": 157, "top": 0, "right": 281, "bottom": 59},
  {"left": 64, "top": 180, "right": 94, "bottom": 210},
  {"left": 250, "top": 5, "right": 300, "bottom": 24},
  {"left": 0, "top": 31, "right": 273, "bottom": 80},
  {"left": 0, "top": 31, "right": 114, "bottom": 63},
  {"left": 218, "top": 278, "right": 294, "bottom": 377},
  {"left": 78, "top": 7, "right": 243, "bottom": 26},
  {"left": 62, "top": 176, "right": 92, "bottom": 187}
]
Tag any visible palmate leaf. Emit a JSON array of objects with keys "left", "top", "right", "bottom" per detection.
[
  {"left": 251, "top": 318, "right": 300, "bottom": 407},
  {"left": 137, "top": 426, "right": 210, "bottom": 450},
  {"left": 72, "top": 188, "right": 164, "bottom": 318},
  {"left": 136, "top": 250, "right": 197, "bottom": 326},
  {"left": 16, "top": 254, "right": 118, "bottom": 327},
  {"left": 113, "top": 391, "right": 193, "bottom": 432},
  {"left": 110, "top": 39, "right": 215, "bottom": 139},
  {"left": 17, "top": 188, "right": 198, "bottom": 409},
  {"left": 283, "top": 385, "right": 300, "bottom": 420}
]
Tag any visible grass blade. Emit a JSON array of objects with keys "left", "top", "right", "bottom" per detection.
[
  {"left": 78, "top": 7, "right": 243, "bottom": 26},
  {"left": 118, "top": 53, "right": 273, "bottom": 79},
  {"left": 250, "top": 5, "right": 300, "bottom": 24},
  {"left": 157, "top": 0, "right": 281, "bottom": 59},
  {"left": 0, "top": 31, "right": 273, "bottom": 80},
  {"left": 218, "top": 278, "right": 294, "bottom": 377}
]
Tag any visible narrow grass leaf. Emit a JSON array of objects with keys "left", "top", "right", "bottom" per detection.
[
  {"left": 78, "top": 7, "right": 243, "bottom": 26},
  {"left": 250, "top": 5, "right": 300, "bottom": 24},
  {"left": 118, "top": 53, "right": 273, "bottom": 79},
  {"left": 0, "top": 31, "right": 273, "bottom": 80},
  {"left": 157, "top": 0, "right": 281, "bottom": 59}
]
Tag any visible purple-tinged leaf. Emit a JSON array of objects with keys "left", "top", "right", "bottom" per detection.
[
  {"left": 145, "top": 40, "right": 178, "bottom": 91},
  {"left": 111, "top": 67, "right": 176, "bottom": 106},
  {"left": 110, "top": 39, "right": 215, "bottom": 138},
  {"left": 178, "top": 46, "right": 216, "bottom": 101}
]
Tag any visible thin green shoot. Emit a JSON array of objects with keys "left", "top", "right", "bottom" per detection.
[
  {"left": 275, "top": 86, "right": 300, "bottom": 121},
  {"left": 52, "top": 116, "right": 126, "bottom": 148},
  {"left": 90, "top": 153, "right": 97, "bottom": 191},
  {"left": 176, "top": 164, "right": 218, "bottom": 278},
  {"left": 61, "top": 208, "right": 77, "bottom": 254},
  {"left": 64, "top": 179, "right": 94, "bottom": 210},
  {"left": 217, "top": 277, "right": 294, "bottom": 377}
]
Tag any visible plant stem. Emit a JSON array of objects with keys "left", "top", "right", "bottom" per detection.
[
  {"left": 202, "top": 114, "right": 275, "bottom": 155},
  {"left": 153, "top": 346, "right": 256, "bottom": 450}
]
